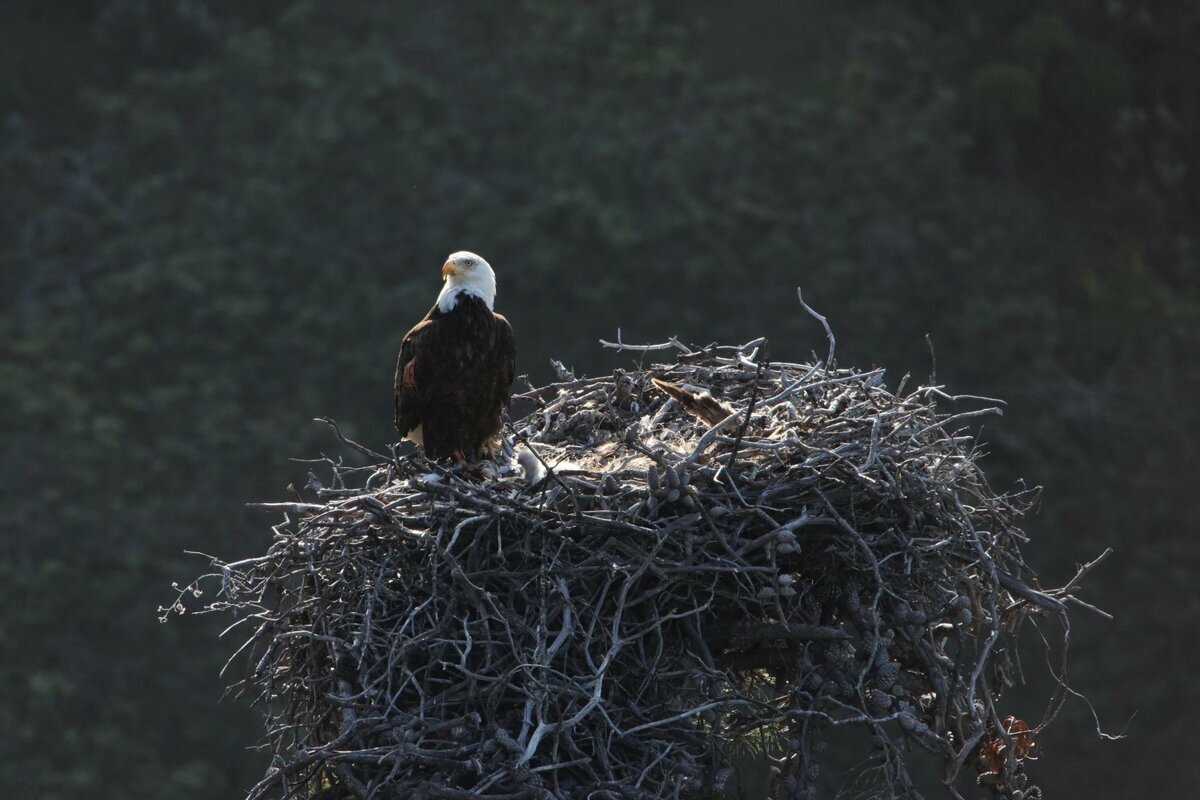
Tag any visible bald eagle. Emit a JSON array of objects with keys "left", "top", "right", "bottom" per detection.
[{"left": 394, "top": 251, "right": 516, "bottom": 462}]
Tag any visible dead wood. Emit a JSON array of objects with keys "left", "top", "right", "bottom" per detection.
[{"left": 169, "top": 317, "right": 1102, "bottom": 800}]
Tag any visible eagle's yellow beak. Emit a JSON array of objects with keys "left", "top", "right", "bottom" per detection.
[{"left": 441, "top": 260, "right": 458, "bottom": 279}]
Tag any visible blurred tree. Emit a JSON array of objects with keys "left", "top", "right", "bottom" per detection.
[{"left": 1, "top": 1, "right": 1196, "bottom": 798}]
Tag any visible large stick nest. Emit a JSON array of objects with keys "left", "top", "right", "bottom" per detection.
[{"left": 173, "top": 327, "right": 1104, "bottom": 800}]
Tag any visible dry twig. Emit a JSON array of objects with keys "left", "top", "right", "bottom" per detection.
[{"left": 169, "top": 320, "right": 1101, "bottom": 800}]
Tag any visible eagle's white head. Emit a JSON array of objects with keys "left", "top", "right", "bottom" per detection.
[{"left": 436, "top": 250, "right": 496, "bottom": 313}]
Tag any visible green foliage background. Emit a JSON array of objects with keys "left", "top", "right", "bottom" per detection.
[{"left": 2, "top": 1, "right": 1196, "bottom": 798}]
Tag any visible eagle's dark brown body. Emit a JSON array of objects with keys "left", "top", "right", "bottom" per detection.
[{"left": 394, "top": 294, "right": 515, "bottom": 460}]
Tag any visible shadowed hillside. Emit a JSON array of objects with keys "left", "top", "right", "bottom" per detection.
[{"left": 2, "top": 1, "right": 1196, "bottom": 798}]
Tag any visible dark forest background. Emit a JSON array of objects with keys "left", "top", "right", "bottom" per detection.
[{"left": 2, "top": 1, "right": 1197, "bottom": 798}]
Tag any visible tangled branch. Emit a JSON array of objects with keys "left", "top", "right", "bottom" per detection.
[{"left": 169, "top": 326, "right": 1103, "bottom": 800}]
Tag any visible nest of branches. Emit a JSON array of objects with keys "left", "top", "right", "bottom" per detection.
[{"left": 174, "top": 317, "right": 1106, "bottom": 800}]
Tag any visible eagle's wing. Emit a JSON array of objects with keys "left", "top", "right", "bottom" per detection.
[
  {"left": 492, "top": 312, "right": 516, "bottom": 413},
  {"left": 395, "top": 318, "right": 435, "bottom": 435}
]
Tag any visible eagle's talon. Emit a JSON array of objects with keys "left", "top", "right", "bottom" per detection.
[
  {"left": 452, "top": 457, "right": 487, "bottom": 482},
  {"left": 479, "top": 439, "right": 503, "bottom": 463}
]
